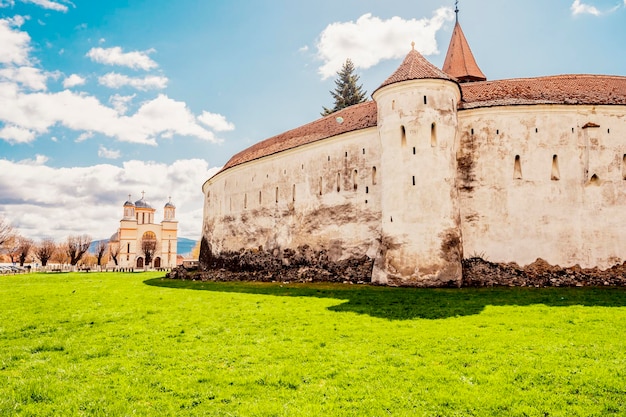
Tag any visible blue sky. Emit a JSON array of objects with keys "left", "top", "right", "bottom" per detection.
[{"left": 0, "top": 0, "right": 625, "bottom": 241}]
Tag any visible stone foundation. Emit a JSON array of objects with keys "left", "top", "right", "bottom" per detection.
[
  {"left": 462, "top": 257, "right": 626, "bottom": 287},
  {"left": 184, "top": 244, "right": 373, "bottom": 284},
  {"left": 171, "top": 242, "right": 626, "bottom": 287}
]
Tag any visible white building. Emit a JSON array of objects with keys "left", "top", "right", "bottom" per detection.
[
  {"left": 110, "top": 193, "right": 178, "bottom": 269},
  {"left": 200, "top": 16, "right": 626, "bottom": 286}
]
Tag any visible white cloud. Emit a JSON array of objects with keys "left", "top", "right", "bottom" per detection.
[
  {"left": 76, "top": 131, "right": 93, "bottom": 142},
  {"left": 98, "top": 72, "right": 168, "bottom": 90},
  {"left": 0, "top": 1, "right": 16, "bottom": 8},
  {"left": 0, "top": 17, "right": 31, "bottom": 66},
  {"left": 0, "top": 158, "right": 221, "bottom": 241},
  {"left": 0, "top": 124, "right": 35, "bottom": 143},
  {"left": 316, "top": 7, "right": 454, "bottom": 79},
  {"left": 98, "top": 145, "right": 121, "bottom": 159},
  {"left": 18, "top": 153, "right": 48, "bottom": 165},
  {"left": 109, "top": 93, "right": 135, "bottom": 114},
  {"left": 62, "top": 73, "right": 85, "bottom": 88},
  {"left": 198, "top": 111, "right": 235, "bottom": 132},
  {"left": 0, "top": 83, "right": 221, "bottom": 145},
  {"left": 571, "top": 0, "right": 601, "bottom": 15},
  {"left": 86, "top": 46, "right": 158, "bottom": 71},
  {"left": 0, "top": 66, "right": 47, "bottom": 90},
  {"left": 21, "top": 0, "right": 68, "bottom": 12}
]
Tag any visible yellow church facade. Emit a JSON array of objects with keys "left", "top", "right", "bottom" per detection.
[{"left": 109, "top": 194, "right": 178, "bottom": 269}]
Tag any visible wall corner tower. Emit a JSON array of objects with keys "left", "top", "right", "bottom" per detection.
[{"left": 372, "top": 44, "right": 463, "bottom": 286}]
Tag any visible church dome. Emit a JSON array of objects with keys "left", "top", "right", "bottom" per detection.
[
  {"left": 135, "top": 198, "right": 153, "bottom": 209},
  {"left": 165, "top": 201, "right": 176, "bottom": 209},
  {"left": 124, "top": 199, "right": 135, "bottom": 207}
]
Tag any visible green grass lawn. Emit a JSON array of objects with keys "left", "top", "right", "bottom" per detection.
[{"left": 1, "top": 272, "right": 625, "bottom": 416}]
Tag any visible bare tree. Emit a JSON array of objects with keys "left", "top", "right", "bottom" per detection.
[
  {"left": 35, "top": 238, "right": 56, "bottom": 266},
  {"left": 65, "top": 234, "right": 92, "bottom": 266},
  {"left": 51, "top": 242, "right": 69, "bottom": 265},
  {"left": 17, "top": 237, "right": 33, "bottom": 266},
  {"left": 95, "top": 240, "right": 107, "bottom": 266},
  {"left": 6, "top": 236, "right": 20, "bottom": 263},
  {"left": 109, "top": 240, "right": 120, "bottom": 266},
  {"left": 0, "top": 216, "right": 13, "bottom": 247},
  {"left": 141, "top": 232, "right": 158, "bottom": 267}
]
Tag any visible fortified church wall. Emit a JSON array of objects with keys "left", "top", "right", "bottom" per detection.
[{"left": 200, "top": 16, "right": 626, "bottom": 287}]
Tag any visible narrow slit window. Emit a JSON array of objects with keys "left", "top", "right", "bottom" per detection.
[
  {"left": 244, "top": 193, "right": 247, "bottom": 209},
  {"left": 345, "top": 151, "right": 348, "bottom": 158},
  {"left": 622, "top": 154, "right": 626, "bottom": 180},
  {"left": 551, "top": 155, "right": 560, "bottom": 181},
  {"left": 337, "top": 172, "right": 341, "bottom": 192},
  {"left": 362, "top": 148, "right": 365, "bottom": 154},
  {"left": 412, "top": 176, "right": 416, "bottom": 186},
  {"left": 319, "top": 177, "right": 323, "bottom": 195},
  {"left": 413, "top": 147, "right": 416, "bottom": 155},
  {"left": 372, "top": 166, "right": 377, "bottom": 185},
  {"left": 259, "top": 191, "right": 262, "bottom": 205},
  {"left": 366, "top": 186, "right": 369, "bottom": 194},
  {"left": 431, "top": 123, "right": 437, "bottom": 147},
  {"left": 275, "top": 187, "right": 279, "bottom": 203},
  {"left": 391, "top": 100, "right": 395, "bottom": 110},
  {"left": 292, "top": 184, "right": 296, "bottom": 202},
  {"left": 471, "top": 128, "right": 474, "bottom": 135},
  {"left": 401, "top": 125, "right": 407, "bottom": 147},
  {"left": 514, "top": 155, "right": 523, "bottom": 179},
  {"left": 353, "top": 169, "right": 358, "bottom": 191},
  {"left": 423, "top": 95, "right": 427, "bottom": 105}
]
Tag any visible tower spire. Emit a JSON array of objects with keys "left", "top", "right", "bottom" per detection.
[{"left": 442, "top": 3, "right": 486, "bottom": 83}]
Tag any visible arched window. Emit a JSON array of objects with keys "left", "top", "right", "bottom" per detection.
[
  {"left": 514, "top": 155, "right": 522, "bottom": 179},
  {"left": 372, "top": 167, "right": 377, "bottom": 185},
  {"left": 401, "top": 125, "right": 407, "bottom": 147},
  {"left": 551, "top": 155, "right": 560, "bottom": 181},
  {"left": 431, "top": 123, "right": 437, "bottom": 147}
]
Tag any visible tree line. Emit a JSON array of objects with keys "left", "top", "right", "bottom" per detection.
[{"left": 0, "top": 215, "right": 116, "bottom": 268}]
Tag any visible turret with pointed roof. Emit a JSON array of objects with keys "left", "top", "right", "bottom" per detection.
[
  {"left": 442, "top": 18, "right": 486, "bottom": 83},
  {"left": 375, "top": 42, "right": 456, "bottom": 93}
]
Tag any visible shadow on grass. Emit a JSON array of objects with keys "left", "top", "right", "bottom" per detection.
[{"left": 144, "top": 278, "right": 626, "bottom": 320}]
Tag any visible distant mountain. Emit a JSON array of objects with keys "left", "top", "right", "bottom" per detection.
[{"left": 89, "top": 237, "right": 198, "bottom": 256}]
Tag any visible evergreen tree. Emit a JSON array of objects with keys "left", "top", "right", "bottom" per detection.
[{"left": 321, "top": 58, "right": 367, "bottom": 116}]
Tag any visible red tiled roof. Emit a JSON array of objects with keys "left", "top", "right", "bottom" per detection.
[
  {"left": 442, "top": 22, "right": 486, "bottom": 82},
  {"left": 218, "top": 101, "right": 377, "bottom": 173},
  {"left": 374, "top": 47, "right": 455, "bottom": 93},
  {"left": 212, "top": 74, "right": 626, "bottom": 178},
  {"left": 460, "top": 74, "right": 626, "bottom": 109}
]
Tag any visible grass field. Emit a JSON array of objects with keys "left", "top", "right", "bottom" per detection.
[{"left": 1, "top": 272, "right": 625, "bottom": 416}]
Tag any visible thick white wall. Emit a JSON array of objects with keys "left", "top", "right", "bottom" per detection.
[
  {"left": 458, "top": 105, "right": 626, "bottom": 269},
  {"left": 373, "top": 79, "right": 463, "bottom": 285},
  {"left": 202, "top": 128, "right": 382, "bottom": 262}
]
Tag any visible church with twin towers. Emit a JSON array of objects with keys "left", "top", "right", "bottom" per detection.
[
  {"left": 109, "top": 192, "right": 178, "bottom": 269},
  {"left": 199, "top": 8, "right": 626, "bottom": 286}
]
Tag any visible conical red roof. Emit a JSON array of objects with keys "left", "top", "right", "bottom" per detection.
[
  {"left": 442, "top": 21, "right": 486, "bottom": 82},
  {"left": 375, "top": 45, "right": 456, "bottom": 93}
]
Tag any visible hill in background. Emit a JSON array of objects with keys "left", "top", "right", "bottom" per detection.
[{"left": 89, "top": 237, "right": 198, "bottom": 257}]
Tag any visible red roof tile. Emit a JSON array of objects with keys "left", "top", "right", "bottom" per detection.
[
  {"left": 375, "top": 47, "right": 455, "bottom": 93},
  {"left": 218, "top": 101, "right": 377, "bottom": 173},
  {"left": 442, "top": 22, "right": 486, "bottom": 83},
  {"left": 460, "top": 74, "right": 626, "bottom": 109}
]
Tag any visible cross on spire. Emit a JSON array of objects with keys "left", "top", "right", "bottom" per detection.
[
  {"left": 141, "top": 190, "right": 145, "bottom": 199},
  {"left": 455, "top": 0, "right": 459, "bottom": 23}
]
